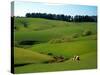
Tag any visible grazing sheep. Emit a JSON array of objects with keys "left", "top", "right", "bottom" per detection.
[
  {"left": 72, "top": 56, "right": 76, "bottom": 61},
  {"left": 76, "top": 56, "right": 80, "bottom": 63},
  {"left": 72, "top": 55, "right": 80, "bottom": 63}
]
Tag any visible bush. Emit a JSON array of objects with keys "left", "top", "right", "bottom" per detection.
[
  {"left": 62, "top": 37, "right": 73, "bottom": 42},
  {"left": 49, "top": 37, "right": 73, "bottom": 44},
  {"left": 14, "top": 26, "right": 19, "bottom": 30},
  {"left": 42, "top": 61, "right": 49, "bottom": 64},
  {"left": 14, "top": 26, "right": 17, "bottom": 30},
  {"left": 72, "top": 33, "right": 79, "bottom": 38},
  {"left": 47, "top": 53, "right": 53, "bottom": 56},
  {"left": 82, "top": 30, "right": 92, "bottom": 36},
  {"left": 49, "top": 39, "right": 62, "bottom": 43},
  {"left": 20, "top": 20, "right": 29, "bottom": 28}
]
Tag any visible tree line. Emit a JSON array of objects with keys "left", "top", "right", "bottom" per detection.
[{"left": 25, "top": 13, "right": 97, "bottom": 22}]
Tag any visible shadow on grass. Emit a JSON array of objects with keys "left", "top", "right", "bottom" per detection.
[
  {"left": 14, "top": 63, "right": 33, "bottom": 67},
  {"left": 14, "top": 57, "right": 70, "bottom": 67}
]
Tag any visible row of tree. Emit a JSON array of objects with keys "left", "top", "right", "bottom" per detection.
[{"left": 25, "top": 13, "right": 97, "bottom": 22}]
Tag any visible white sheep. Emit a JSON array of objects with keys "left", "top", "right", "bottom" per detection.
[{"left": 72, "top": 55, "right": 80, "bottom": 63}]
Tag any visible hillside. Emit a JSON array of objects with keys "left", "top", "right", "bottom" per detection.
[
  {"left": 14, "top": 17, "right": 97, "bottom": 73},
  {"left": 14, "top": 47, "right": 54, "bottom": 65}
]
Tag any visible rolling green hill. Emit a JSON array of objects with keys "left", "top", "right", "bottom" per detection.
[
  {"left": 15, "top": 52, "right": 97, "bottom": 73},
  {"left": 29, "top": 39, "right": 97, "bottom": 58},
  {"left": 14, "top": 18, "right": 96, "bottom": 42},
  {"left": 14, "top": 17, "right": 97, "bottom": 74},
  {"left": 14, "top": 47, "right": 54, "bottom": 65}
]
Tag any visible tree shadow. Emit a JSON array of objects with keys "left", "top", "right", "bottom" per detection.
[{"left": 14, "top": 63, "right": 33, "bottom": 67}]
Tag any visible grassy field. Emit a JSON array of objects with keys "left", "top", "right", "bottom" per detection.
[
  {"left": 14, "top": 17, "right": 97, "bottom": 74},
  {"left": 14, "top": 47, "right": 54, "bottom": 65}
]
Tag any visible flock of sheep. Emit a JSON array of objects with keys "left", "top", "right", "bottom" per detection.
[
  {"left": 44, "top": 54, "right": 80, "bottom": 63},
  {"left": 41, "top": 52, "right": 80, "bottom": 63}
]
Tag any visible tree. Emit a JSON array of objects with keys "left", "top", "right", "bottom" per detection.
[
  {"left": 25, "top": 12, "right": 97, "bottom": 22},
  {"left": 26, "top": 13, "right": 31, "bottom": 17},
  {"left": 20, "top": 20, "right": 29, "bottom": 28}
]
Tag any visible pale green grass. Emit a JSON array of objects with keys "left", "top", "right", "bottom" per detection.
[
  {"left": 14, "top": 47, "right": 53, "bottom": 64},
  {"left": 29, "top": 40, "right": 97, "bottom": 58},
  {"left": 15, "top": 52, "right": 97, "bottom": 74},
  {"left": 14, "top": 18, "right": 96, "bottom": 42}
]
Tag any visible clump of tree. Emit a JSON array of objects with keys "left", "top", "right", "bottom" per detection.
[
  {"left": 47, "top": 53, "right": 53, "bottom": 56},
  {"left": 25, "top": 13, "right": 97, "bottom": 22},
  {"left": 72, "top": 33, "right": 79, "bottom": 38},
  {"left": 82, "top": 30, "right": 92, "bottom": 36},
  {"left": 20, "top": 19, "right": 29, "bottom": 28},
  {"left": 73, "top": 15, "right": 97, "bottom": 22}
]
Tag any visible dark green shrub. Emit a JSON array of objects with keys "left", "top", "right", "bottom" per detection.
[
  {"left": 72, "top": 33, "right": 79, "bottom": 38},
  {"left": 20, "top": 20, "right": 29, "bottom": 28},
  {"left": 48, "top": 53, "right": 53, "bottom": 56},
  {"left": 49, "top": 39, "right": 62, "bottom": 43},
  {"left": 82, "top": 30, "right": 92, "bottom": 36},
  {"left": 62, "top": 37, "right": 73, "bottom": 42},
  {"left": 42, "top": 61, "right": 49, "bottom": 64},
  {"left": 49, "top": 37, "right": 73, "bottom": 44},
  {"left": 14, "top": 26, "right": 19, "bottom": 30}
]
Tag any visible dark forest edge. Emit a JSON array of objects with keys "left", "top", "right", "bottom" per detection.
[{"left": 14, "top": 13, "right": 97, "bottom": 22}]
